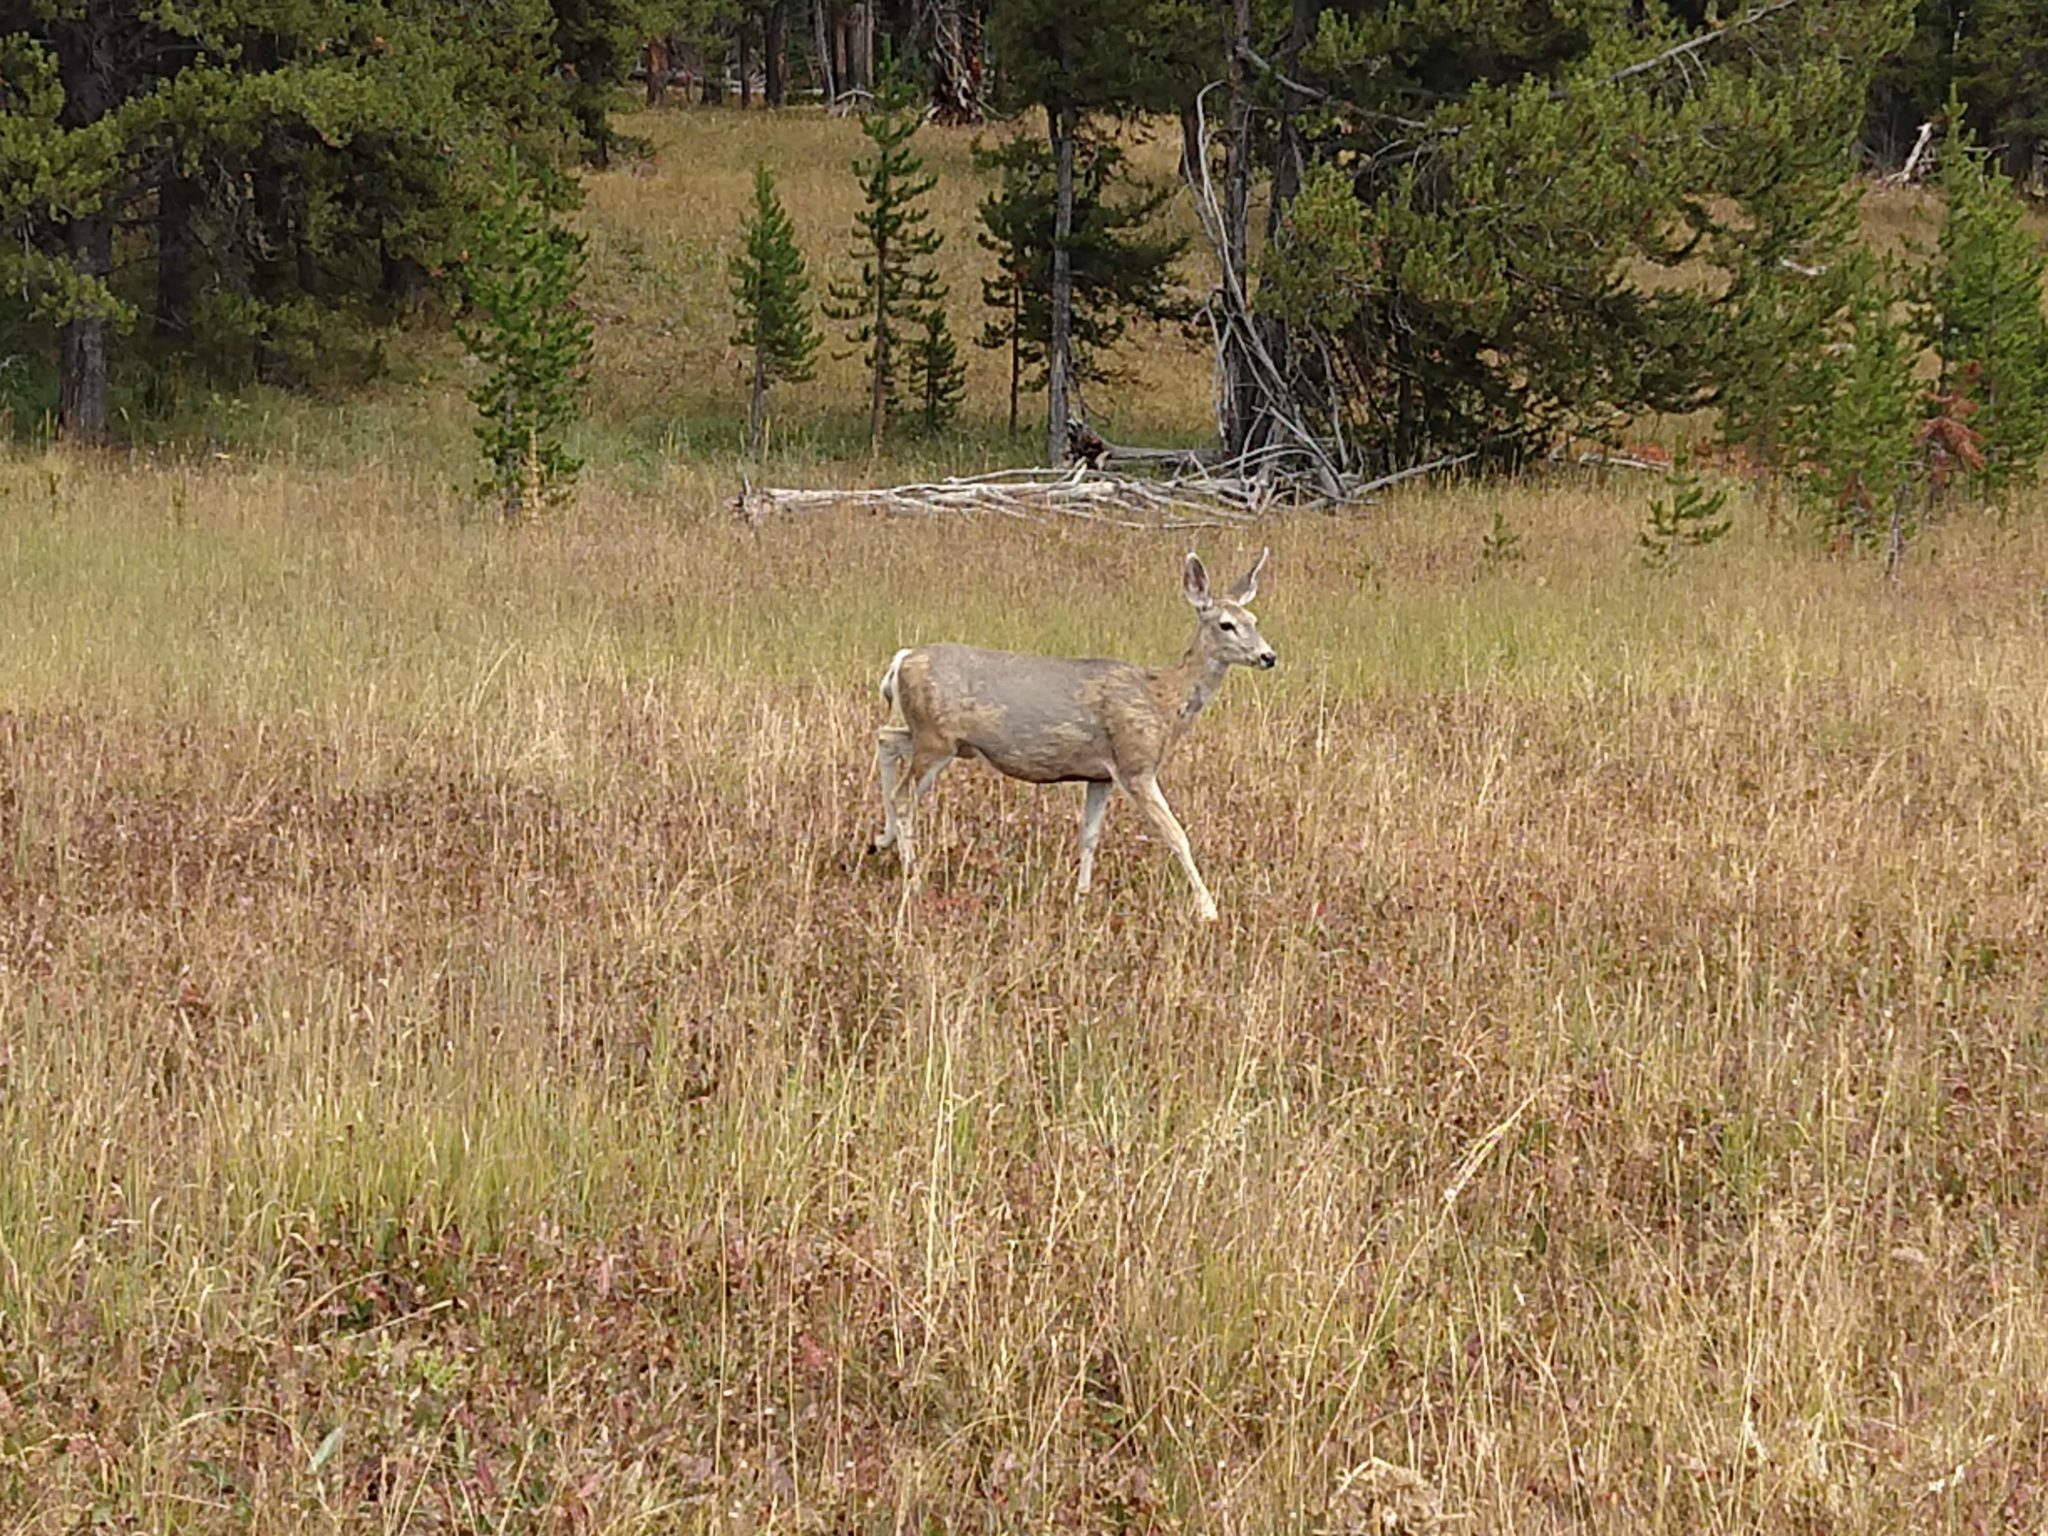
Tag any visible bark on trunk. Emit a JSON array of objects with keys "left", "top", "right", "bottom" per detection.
[
  {"left": 765, "top": 3, "right": 787, "bottom": 105},
  {"left": 54, "top": 11, "right": 114, "bottom": 445},
  {"left": 1220, "top": 0, "right": 1256, "bottom": 458},
  {"left": 59, "top": 215, "right": 111, "bottom": 445},
  {"left": 1046, "top": 103, "right": 1077, "bottom": 468},
  {"left": 749, "top": 344, "right": 768, "bottom": 454},
  {"left": 812, "top": 0, "right": 836, "bottom": 103},
  {"left": 739, "top": 23, "right": 753, "bottom": 107},
  {"left": 1254, "top": 0, "right": 1320, "bottom": 434},
  {"left": 870, "top": 230, "right": 891, "bottom": 455},
  {"left": 155, "top": 167, "right": 198, "bottom": 341},
  {"left": 646, "top": 35, "right": 670, "bottom": 106},
  {"left": 1007, "top": 274, "right": 1022, "bottom": 438},
  {"left": 925, "top": 0, "right": 981, "bottom": 123},
  {"left": 843, "top": 3, "right": 872, "bottom": 95}
]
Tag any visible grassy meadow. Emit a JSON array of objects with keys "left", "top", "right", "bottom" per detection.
[{"left": 4, "top": 103, "right": 2048, "bottom": 1533}]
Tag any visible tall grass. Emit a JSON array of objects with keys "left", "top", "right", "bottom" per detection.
[{"left": 4, "top": 444, "right": 2047, "bottom": 1530}]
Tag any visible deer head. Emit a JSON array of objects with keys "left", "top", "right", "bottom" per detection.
[{"left": 1184, "top": 548, "right": 1276, "bottom": 670}]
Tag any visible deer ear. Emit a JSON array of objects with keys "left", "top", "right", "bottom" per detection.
[
  {"left": 1228, "top": 547, "right": 1269, "bottom": 604},
  {"left": 1183, "top": 551, "right": 1212, "bottom": 609}
]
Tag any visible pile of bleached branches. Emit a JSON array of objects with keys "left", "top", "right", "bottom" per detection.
[
  {"left": 735, "top": 452, "right": 1475, "bottom": 528},
  {"left": 735, "top": 464, "right": 1267, "bottom": 530}
]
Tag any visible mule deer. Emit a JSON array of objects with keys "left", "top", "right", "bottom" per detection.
[{"left": 870, "top": 549, "right": 1275, "bottom": 920}]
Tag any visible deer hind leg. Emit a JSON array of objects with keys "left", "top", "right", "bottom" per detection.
[
  {"left": 872, "top": 724, "right": 912, "bottom": 853},
  {"left": 1076, "top": 780, "right": 1111, "bottom": 896},
  {"left": 1123, "top": 774, "right": 1219, "bottom": 921}
]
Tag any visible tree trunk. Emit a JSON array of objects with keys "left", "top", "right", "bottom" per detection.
[
  {"left": 59, "top": 215, "right": 111, "bottom": 445},
  {"left": 53, "top": 10, "right": 114, "bottom": 445},
  {"left": 1046, "top": 102, "right": 1077, "bottom": 467},
  {"left": 870, "top": 230, "right": 890, "bottom": 455},
  {"left": 1008, "top": 272, "right": 1022, "bottom": 438},
  {"left": 1255, "top": 0, "right": 1321, "bottom": 447},
  {"left": 925, "top": 0, "right": 981, "bottom": 123},
  {"left": 750, "top": 344, "right": 768, "bottom": 454},
  {"left": 844, "top": 2, "right": 872, "bottom": 95},
  {"left": 1220, "top": 0, "right": 1256, "bottom": 458},
  {"left": 813, "top": 0, "right": 837, "bottom": 103},
  {"left": 252, "top": 155, "right": 295, "bottom": 383},
  {"left": 739, "top": 22, "right": 753, "bottom": 107},
  {"left": 646, "top": 35, "right": 670, "bottom": 106},
  {"left": 766, "top": 3, "right": 788, "bottom": 106},
  {"left": 155, "top": 167, "right": 197, "bottom": 341},
  {"left": 380, "top": 240, "right": 427, "bottom": 318}
]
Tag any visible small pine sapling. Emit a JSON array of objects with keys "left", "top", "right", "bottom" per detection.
[
  {"left": 729, "top": 165, "right": 820, "bottom": 455},
  {"left": 910, "top": 304, "right": 965, "bottom": 433},
  {"left": 1640, "top": 449, "right": 1732, "bottom": 571},
  {"left": 1480, "top": 506, "right": 1525, "bottom": 570},
  {"left": 458, "top": 153, "right": 593, "bottom": 522}
]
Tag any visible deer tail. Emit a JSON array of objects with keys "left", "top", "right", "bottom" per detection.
[{"left": 879, "top": 648, "right": 913, "bottom": 707}]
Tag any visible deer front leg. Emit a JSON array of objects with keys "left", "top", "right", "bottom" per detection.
[
  {"left": 1124, "top": 774, "right": 1219, "bottom": 921},
  {"left": 1076, "top": 780, "right": 1111, "bottom": 896}
]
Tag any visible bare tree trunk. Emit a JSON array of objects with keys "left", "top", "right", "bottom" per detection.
[
  {"left": 155, "top": 167, "right": 197, "bottom": 341},
  {"left": 1008, "top": 273, "right": 1022, "bottom": 438},
  {"left": 750, "top": 344, "right": 768, "bottom": 454},
  {"left": 1046, "top": 102, "right": 1077, "bottom": 467},
  {"left": 765, "top": 3, "right": 788, "bottom": 105},
  {"left": 1255, "top": 0, "right": 1320, "bottom": 439},
  {"left": 847, "top": 2, "right": 873, "bottom": 94},
  {"left": 739, "top": 22, "right": 753, "bottom": 107},
  {"left": 1220, "top": 0, "right": 1255, "bottom": 458},
  {"left": 646, "top": 35, "right": 670, "bottom": 106},
  {"left": 813, "top": 0, "right": 836, "bottom": 102},
  {"left": 925, "top": 0, "right": 981, "bottom": 123},
  {"left": 870, "top": 230, "right": 891, "bottom": 455},
  {"left": 53, "top": 10, "right": 113, "bottom": 445},
  {"left": 59, "top": 215, "right": 111, "bottom": 445}
]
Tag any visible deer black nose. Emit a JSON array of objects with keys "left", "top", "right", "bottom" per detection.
[{"left": 1259, "top": 651, "right": 1277, "bottom": 669}]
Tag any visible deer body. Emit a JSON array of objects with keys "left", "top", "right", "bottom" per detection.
[{"left": 871, "top": 550, "right": 1274, "bottom": 920}]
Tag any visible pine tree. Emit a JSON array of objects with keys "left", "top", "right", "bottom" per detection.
[
  {"left": 1235, "top": 0, "right": 1914, "bottom": 473},
  {"left": 910, "top": 305, "right": 966, "bottom": 433},
  {"left": 457, "top": 153, "right": 595, "bottom": 522},
  {"left": 729, "top": 164, "right": 820, "bottom": 454},
  {"left": 1802, "top": 263, "right": 1923, "bottom": 548},
  {"left": 1639, "top": 450, "right": 1733, "bottom": 571},
  {"left": 824, "top": 82, "right": 945, "bottom": 454},
  {"left": 1915, "top": 95, "right": 2048, "bottom": 489},
  {"left": 975, "top": 133, "right": 1188, "bottom": 437}
]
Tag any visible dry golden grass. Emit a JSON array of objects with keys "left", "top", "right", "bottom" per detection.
[
  {"left": 4, "top": 446, "right": 2048, "bottom": 1532},
  {"left": 6, "top": 102, "right": 2048, "bottom": 1535}
]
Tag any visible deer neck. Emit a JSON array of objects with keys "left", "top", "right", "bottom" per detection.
[{"left": 1152, "top": 637, "right": 1229, "bottom": 735}]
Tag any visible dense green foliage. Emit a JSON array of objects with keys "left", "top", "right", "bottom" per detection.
[
  {"left": 1259, "top": 0, "right": 1916, "bottom": 472},
  {"left": 0, "top": 0, "right": 630, "bottom": 439},
  {"left": 1914, "top": 102, "right": 2048, "bottom": 488},
  {"left": 729, "top": 164, "right": 820, "bottom": 453},
  {"left": 457, "top": 154, "right": 594, "bottom": 521}
]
